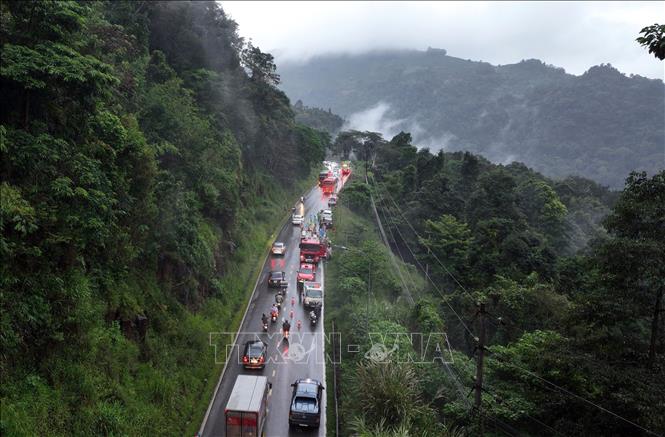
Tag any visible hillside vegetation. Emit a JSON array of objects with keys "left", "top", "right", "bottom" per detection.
[
  {"left": 293, "top": 100, "right": 345, "bottom": 136},
  {"left": 0, "top": 1, "right": 327, "bottom": 434},
  {"left": 325, "top": 132, "right": 664, "bottom": 436},
  {"left": 279, "top": 49, "right": 665, "bottom": 188}
]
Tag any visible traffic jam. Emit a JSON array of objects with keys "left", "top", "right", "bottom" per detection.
[{"left": 222, "top": 161, "right": 351, "bottom": 437}]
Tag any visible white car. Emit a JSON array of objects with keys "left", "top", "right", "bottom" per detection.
[
  {"left": 271, "top": 242, "right": 286, "bottom": 255},
  {"left": 292, "top": 214, "right": 304, "bottom": 225}
]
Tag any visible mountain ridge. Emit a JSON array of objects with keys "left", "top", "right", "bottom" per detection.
[{"left": 278, "top": 48, "right": 665, "bottom": 188}]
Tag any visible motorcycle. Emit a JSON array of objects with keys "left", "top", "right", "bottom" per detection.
[
  {"left": 282, "top": 320, "right": 291, "bottom": 340},
  {"left": 309, "top": 310, "right": 318, "bottom": 326},
  {"left": 262, "top": 320, "right": 268, "bottom": 332},
  {"left": 271, "top": 310, "right": 278, "bottom": 323}
]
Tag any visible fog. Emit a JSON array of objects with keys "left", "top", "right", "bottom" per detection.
[
  {"left": 222, "top": 1, "right": 664, "bottom": 80},
  {"left": 343, "top": 102, "right": 458, "bottom": 151}
]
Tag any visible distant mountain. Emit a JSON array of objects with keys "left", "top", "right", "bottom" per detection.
[{"left": 278, "top": 49, "right": 665, "bottom": 188}]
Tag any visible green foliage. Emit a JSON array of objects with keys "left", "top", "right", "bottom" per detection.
[
  {"left": 419, "top": 214, "right": 473, "bottom": 280},
  {"left": 636, "top": 23, "right": 665, "bottom": 60},
  {"left": 1, "top": 1, "right": 327, "bottom": 435},
  {"left": 241, "top": 41, "right": 280, "bottom": 85},
  {"left": 292, "top": 100, "right": 344, "bottom": 135},
  {"left": 340, "top": 178, "right": 372, "bottom": 214},
  {"left": 334, "top": 133, "right": 664, "bottom": 435}
]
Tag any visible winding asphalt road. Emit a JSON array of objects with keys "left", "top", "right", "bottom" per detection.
[{"left": 200, "top": 170, "right": 349, "bottom": 437}]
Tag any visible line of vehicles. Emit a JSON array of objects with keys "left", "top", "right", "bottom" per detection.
[{"left": 223, "top": 162, "right": 348, "bottom": 436}]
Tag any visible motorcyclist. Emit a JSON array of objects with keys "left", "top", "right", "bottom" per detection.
[
  {"left": 271, "top": 304, "right": 278, "bottom": 315},
  {"left": 275, "top": 293, "right": 284, "bottom": 307},
  {"left": 282, "top": 318, "right": 291, "bottom": 334},
  {"left": 262, "top": 313, "right": 268, "bottom": 325}
]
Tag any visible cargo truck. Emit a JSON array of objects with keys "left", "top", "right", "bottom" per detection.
[
  {"left": 225, "top": 375, "right": 270, "bottom": 437},
  {"left": 321, "top": 177, "right": 337, "bottom": 195},
  {"left": 292, "top": 201, "right": 304, "bottom": 225}
]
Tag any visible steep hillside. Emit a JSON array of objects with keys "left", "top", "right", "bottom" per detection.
[
  {"left": 326, "top": 132, "right": 664, "bottom": 435},
  {"left": 0, "top": 2, "right": 326, "bottom": 434},
  {"left": 279, "top": 49, "right": 665, "bottom": 188}
]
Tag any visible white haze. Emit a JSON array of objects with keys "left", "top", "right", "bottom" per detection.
[
  {"left": 222, "top": 1, "right": 665, "bottom": 80},
  {"left": 344, "top": 102, "right": 459, "bottom": 151}
]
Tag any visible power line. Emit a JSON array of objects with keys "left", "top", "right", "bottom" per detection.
[
  {"left": 373, "top": 186, "right": 418, "bottom": 298},
  {"left": 364, "top": 170, "right": 414, "bottom": 304},
  {"left": 375, "top": 191, "right": 477, "bottom": 337},
  {"left": 371, "top": 173, "right": 661, "bottom": 437},
  {"left": 366, "top": 174, "right": 531, "bottom": 437},
  {"left": 496, "top": 359, "right": 662, "bottom": 437},
  {"left": 368, "top": 171, "right": 665, "bottom": 437},
  {"left": 371, "top": 174, "right": 478, "bottom": 301},
  {"left": 371, "top": 186, "right": 477, "bottom": 339}
]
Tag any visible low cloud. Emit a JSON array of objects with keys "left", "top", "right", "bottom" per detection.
[
  {"left": 344, "top": 102, "right": 459, "bottom": 152},
  {"left": 343, "top": 102, "right": 406, "bottom": 138},
  {"left": 223, "top": 1, "right": 664, "bottom": 80}
]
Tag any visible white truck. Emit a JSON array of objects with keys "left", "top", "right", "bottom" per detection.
[
  {"left": 303, "top": 281, "right": 323, "bottom": 309},
  {"left": 225, "top": 375, "right": 270, "bottom": 437},
  {"left": 292, "top": 201, "right": 304, "bottom": 225}
]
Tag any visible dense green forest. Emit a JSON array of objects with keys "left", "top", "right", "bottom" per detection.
[
  {"left": 326, "top": 131, "right": 664, "bottom": 436},
  {"left": 278, "top": 50, "right": 665, "bottom": 188},
  {"left": 0, "top": 1, "right": 328, "bottom": 434},
  {"left": 292, "top": 100, "right": 345, "bottom": 136}
]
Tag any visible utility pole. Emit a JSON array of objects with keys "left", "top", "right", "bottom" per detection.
[{"left": 474, "top": 302, "right": 487, "bottom": 437}]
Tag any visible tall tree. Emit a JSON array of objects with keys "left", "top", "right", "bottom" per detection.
[{"left": 601, "top": 171, "right": 665, "bottom": 367}]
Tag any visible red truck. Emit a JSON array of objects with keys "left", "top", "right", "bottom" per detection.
[
  {"left": 299, "top": 237, "right": 328, "bottom": 264},
  {"left": 318, "top": 170, "right": 332, "bottom": 185},
  {"left": 297, "top": 263, "right": 316, "bottom": 292},
  {"left": 321, "top": 176, "right": 337, "bottom": 195}
]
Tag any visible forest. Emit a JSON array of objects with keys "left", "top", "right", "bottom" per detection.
[
  {"left": 0, "top": 1, "right": 327, "bottom": 435},
  {"left": 293, "top": 99, "right": 345, "bottom": 136},
  {"left": 325, "top": 130, "right": 664, "bottom": 436},
  {"left": 278, "top": 50, "right": 665, "bottom": 188},
  {"left": 2, "top": 1, "right": 663, "bottom": 436}
]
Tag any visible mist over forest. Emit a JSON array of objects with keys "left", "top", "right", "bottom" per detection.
[{"left": 278, "top": 49, "right": 665, "bottom": 188}]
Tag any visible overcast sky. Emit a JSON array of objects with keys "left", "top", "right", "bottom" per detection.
[{"left": 221, "top": 1, "right": 664, "bottom": 79}]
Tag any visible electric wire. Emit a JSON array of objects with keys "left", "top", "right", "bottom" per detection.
[
  {"left": 496, "top": 359, "right": 662, "bottom": 436},
  {"left": 366, "top": 172, "right": 647, "bottom": 437}
]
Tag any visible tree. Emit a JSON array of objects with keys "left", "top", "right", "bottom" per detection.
[
  {"left": 516, "top": 178, "right": 568, "bottom": 245},
  {"left": 636, "top": 24, "right": 665, "bottom": 60},
  {"left": 419, "top": 214, "right": 473, "bottom": 282},
  {"left": 240, "top": 41, "right": 280, "bottom": 85},
  {"left": 601, "top": 171, "right": 665, "bottom": 368}
]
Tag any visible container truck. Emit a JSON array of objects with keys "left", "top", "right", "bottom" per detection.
[{"left": 225, "top": 375, "right": 270, "bottom": 437}]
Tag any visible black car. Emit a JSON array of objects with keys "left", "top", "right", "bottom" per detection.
[
  {"left": 289, "top": 378, "right": 324, "bottom": 428},
  {"left": 242, "top": 340, "right": 267, "bottom": 369},
  {"left": 268, "top": 271, "right": 285, "bottom": 288}
]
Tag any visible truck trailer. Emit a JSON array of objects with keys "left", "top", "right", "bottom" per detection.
[{"left": 225, "top": 375, "right": 270, "bottom": 437}]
